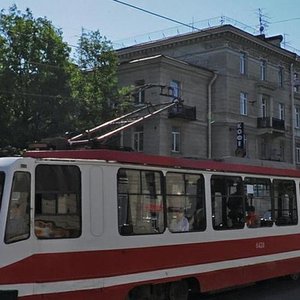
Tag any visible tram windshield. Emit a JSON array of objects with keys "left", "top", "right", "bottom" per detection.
[{"left": 0, "top": 172, "right": 5, "bottom": 211}]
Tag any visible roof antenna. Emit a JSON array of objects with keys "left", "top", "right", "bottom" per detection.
[{"left": 257, "top": 8, "right": 269, "bottom": 35}]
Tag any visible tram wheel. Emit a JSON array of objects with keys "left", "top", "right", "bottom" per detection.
[{"left": 168, "top": 280, "right": 189, "bottom": 300}]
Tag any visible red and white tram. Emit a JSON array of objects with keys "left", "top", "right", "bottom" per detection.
[{"left": 1, "top": 149, "right": 300, "bottom": 299}]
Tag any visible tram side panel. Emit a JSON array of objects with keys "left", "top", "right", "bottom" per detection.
[{"left": 2, "top": 158, "right": 300, "bottom": 299}]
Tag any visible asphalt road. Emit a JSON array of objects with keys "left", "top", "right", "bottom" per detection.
[{"left": 189, "top": 276, "right": 300, "bottom": 300}]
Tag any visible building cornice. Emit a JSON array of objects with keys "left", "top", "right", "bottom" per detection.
[{"left": 117, "top": 25, "right": 298, "bottom": 63}]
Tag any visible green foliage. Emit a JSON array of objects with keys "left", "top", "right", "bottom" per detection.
[
  {"left": 0, "top": 6, "right": 132, "bottom": 151},
  {"left": 70, "top": 29, "right": 127, "bottom": 131},
  {"left": 0, "top": 5, "right": 73, "bottom": 148}
]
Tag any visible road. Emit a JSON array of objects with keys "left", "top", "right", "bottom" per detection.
[{"left": 189, "top": 276, "right": 300, "bottom": 300}]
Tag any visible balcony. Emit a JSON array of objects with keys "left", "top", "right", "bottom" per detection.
[
  {"left": 168, "top": 104, "right": 196, "bottom": 121},
  {"left": 257, "top": 117, "right": 285, "bottom": 131}
]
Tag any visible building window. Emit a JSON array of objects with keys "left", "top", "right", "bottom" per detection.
[
  {"left": 278, "top": 67, "right": 284, "bottom": 87},
  {"left": 279, "top": 103, "right": 285, "bottom": 120},
  {"left": 240, "top": 52, "right": 247, "bottom": 75},
  {"left": 240, "top": 92, "right": 248, "bottom": 115},
  {"left": 296, "top": 147, "right": 300, "bottom": 164},
  {"left": 261, "top": 138, "right": 267, "bottom": 159},
  {"left": 260, "top": 60, "right": 267, "bottom": 81},
  {"left": 170, "top": 80, "right": 181, "bottom": 99},
  {"left": 294, "top": 73, "right": 299, "bottom": 93},
  {"left": 260, "top": 96, "right": 268, "bottom": 118},
  {"left": 133, "top": 126, "right": 144, "bottom": 152},
  {"left": 134, "top": 80, "right": 145, "bottom": 104},
  {"left": 295, "top": 106, "right": 300, "bottom": 128},
  {"left": 171, "top": 127, "right": 180, "bottom": 152}
]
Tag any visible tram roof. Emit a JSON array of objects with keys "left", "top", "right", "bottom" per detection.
[{"left": 24, "top": 149, "right": 300, "bottom": 178}]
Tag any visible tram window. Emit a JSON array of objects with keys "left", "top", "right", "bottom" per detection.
[
  {"left": 5, "top": 172, "right": 30, "bottom": 244},
  {"left": 117, "top": 169, "right": 164, "bottom": 235},
  {"left": 244, "top": 177, "right": 272, "bottom": 228},
  {"left": 211, "top": 175, "right": 244, "bottom": 230},
  {"left": 34, "top": 165, "right": 81, "bottom": 239},
  {"left": 166, "top": 172, "right": 205, "bottom": 233},
  {"left": 0, "top": 172, "right": 5, "bottom": 211},
  {"left": 273, "top": 179, "right": 297, "bottom": 226}
]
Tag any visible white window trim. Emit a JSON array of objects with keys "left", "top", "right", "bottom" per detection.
[
  {"left": 171, "top": 127, "right": 180, "bottom": 153},
  {"left": 240, "top": 92, "right": 248, "bottom": 116}
]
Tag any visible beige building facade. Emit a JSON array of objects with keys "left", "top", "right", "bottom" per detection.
[{"left": 117, "top": 25, "right": 300, "bottom": 168}]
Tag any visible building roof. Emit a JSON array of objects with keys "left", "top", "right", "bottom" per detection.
[{"left": 117, "top": 24, "right": 299, "bottom": 62}]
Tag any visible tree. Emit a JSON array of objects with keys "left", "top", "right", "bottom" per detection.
[
  {"left": 0, "top": 5, "right": 73, "bottom": 148},
  {"left": 71, "top": 29, "right": 132, "bottom": 132}
]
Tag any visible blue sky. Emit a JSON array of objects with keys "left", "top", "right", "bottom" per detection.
[{"left": 1, "top": 0, "right": 300, "bottom": 53}]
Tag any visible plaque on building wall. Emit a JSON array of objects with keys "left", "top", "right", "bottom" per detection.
[{"left": 236, "top": 122, "right": 246, "bottom": 157}]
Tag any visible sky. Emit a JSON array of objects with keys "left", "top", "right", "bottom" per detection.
[{"left": 1, "top": 0, "right": 300, "bottom": 54}]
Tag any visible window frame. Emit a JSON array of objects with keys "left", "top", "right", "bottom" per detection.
[
  {"left": 295, "top": 106, "right": 300, "bottom": 128},
  {"left": 260, "top": 59, "right": 267, "bottom": 81},
  {"left": 211, "top": 175, "right": 245, "bottom": 230},
  {"left": 166, "top": 172, "right": 206, "bottom": 233},
  {"left": 171, "top": 127, "right": 181, "bottom": 153},
  {"left": 5, "top": 171, "right": 31, "bottom": 244},
  {"left": 240, "top": 92, "right": 248, "bottom": 116},
  {"left": 170, "top": 80, "right": 181, "bottom": 99},
  {"left": 273, "top": 179, "right": 298, "bottom": 226},
  {"left": 279, "top": 103, "right": 285, "bottom": 120},
  {"left": 117, "top": 168, "right": 165, "bottom": 236},
  {"left": 240, "top": 52, "right": 247, "bottom": 75},
  {"left": 34, "top": 164, "right": 82, "bottom": 239},
  {"left": 133, "top": 126, "right": 144, "bottom": 152}
]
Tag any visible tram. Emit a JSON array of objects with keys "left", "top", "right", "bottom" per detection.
[{"left": 1, "top": 148, "right": 300, "bottom": 300}]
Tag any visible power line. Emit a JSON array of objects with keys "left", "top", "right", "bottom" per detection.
[
  {"left": 111, "top": 0, "right": 198, "bottom": 31},
  {"left": 271, "top": 17, "right": 300, "bottom": 24}
]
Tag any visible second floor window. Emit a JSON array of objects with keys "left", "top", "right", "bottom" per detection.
[
  {"left": 240, "top": 92, "right": 248, "bottom": 115},
  {"left": 296, "top": 147, "right": 300, "bottom": 164},
  {"left": 260, "top": 60, "right": 267, "bottom": 81},
  {"left": 279, "top": 103, "right": 285, "bottom": 120},
  {"left": 260, "top": 96, "right": 268, "bottom": 118},
  {"left": 295, "top": 106, "right": 300, "bottom": 128},
  {"left": 133, "top": 126, "right": 144, "bottom": 152},
  {"left": 171, "top": 127, "right": 180, "bottom": 153},
  {"left": 294, "top": 73, "right": 299, "bottom": 93}
]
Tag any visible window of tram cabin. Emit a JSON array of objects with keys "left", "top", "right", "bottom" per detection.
[
  {"left": 166, "top": 172, "right": 205, "bottom": 232},
  {"left": 117, "top": 169, "right": 164, "bottom": 235},
  {"left": 0, "top": 172, "right": 5, "bottom": 211},
  {"left": 211, "top": 175, "right": 244, "bottom": 230},
  {"left": 244, "top": 177, "right": 273, "bottom": 227},
  {"left": 5, "top": 172, "right": 30, "bottom": 244},
  {"left": 273, "top": 179, "right": 297, "bottom": 226},
  {"left": 34, "top": 165, "right": 81, "bottom": 239}
]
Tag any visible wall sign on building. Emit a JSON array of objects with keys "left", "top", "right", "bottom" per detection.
[{"left": 236, "top": 122, "right": 246, "bottom": 157}]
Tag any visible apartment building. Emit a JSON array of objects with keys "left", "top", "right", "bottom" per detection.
[{"left": 117, "top": 25, "right": 300, "bottom": 168}]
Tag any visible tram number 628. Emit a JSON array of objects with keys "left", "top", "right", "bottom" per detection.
[{"left": 256, "top": 241, "right": 265, "bottom": 249}]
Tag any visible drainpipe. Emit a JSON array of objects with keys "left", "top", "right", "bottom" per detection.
[
  {"left": 291, "top": 63, "right": 296, "bottom": 166},
  {"left": 208, "top": 73, "right": 218, "bottom": 159}
]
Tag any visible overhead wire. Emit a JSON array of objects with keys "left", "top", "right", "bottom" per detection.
[{"left": 111, "top": 0, "right": 198, "bottom": 31}]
